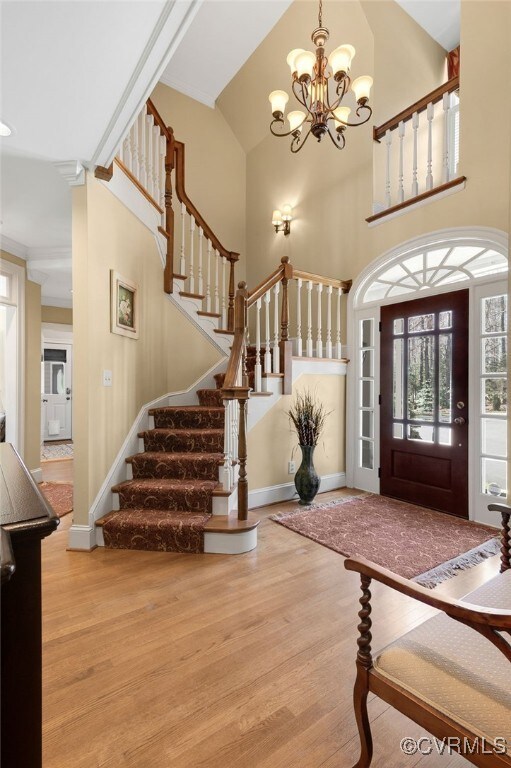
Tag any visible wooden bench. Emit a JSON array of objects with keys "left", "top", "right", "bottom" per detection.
[{"left": 345, "top": 503, "right": 511, "bottom": 767}]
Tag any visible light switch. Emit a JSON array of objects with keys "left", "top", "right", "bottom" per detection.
[{"left": 103, "top": 370, "right": 112, "bottom": 387}]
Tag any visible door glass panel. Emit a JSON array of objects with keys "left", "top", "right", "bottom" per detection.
[
  {"left": 361, "top": 380, "right": 373, "bottom": 408},
  {"left": 360, "top": 440, "right": 373, "bottom": 469},
  {"left": 361, "top": 319, "right": 372, "bottom": 348},
  {"left": 483, "top": 295, "right": 507, "bottom": 333},
  {"left": 439, "top": 334, "right": 452, "bottom": 423},
  {"left": 482, "top": 337, "right": 507, "bottom": 373},
  {"left": 408, "top": 314, "right": 434, "bottom": 333},
  {"left": 407, "top": 336, "right": 435, "bottom": 421},
  {"left": 393, "top": 424, "right": 404, "bottom": 439},
  {"left": 483, "top": 379, "right": 507, "bottom": 414},
  {"left": 438, "top": 427, "right": 452, "bottom": 445},
  {"left": 439, "top": 311, "right": 452, "bottom": 329},
  {"left": 408, "top": 424, "right": 434, "bottom": 442},
  {"left": 361, "top": 411, "right": 373, "bottom": 438},
  {"left": 482, "top": 458, "right": 507, "bottom": 496},
  {"left": 482, "top": 419, "right": 507, "bottom": 457},
  {"left": 393, "top": 318, "right": 404, "bottom": 335},
  {"left": 361, "top": 349, "right": 372, "bottom": 378},
  {"left": 0, "top": 274, "right": 9, "bottom": 299},
  {"left": 393, "top": 339, "right": 404, "bottom": 419}
]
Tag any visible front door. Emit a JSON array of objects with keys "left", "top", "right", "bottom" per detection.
[
  {"left": 41, "top": 343, "right": 72, "bottom": 441},
  {"left": 380, "top": 289, "right": 469, "bottom": 517}
]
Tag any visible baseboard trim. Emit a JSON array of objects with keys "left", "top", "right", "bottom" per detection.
[
  {"left": 31, "top": 467, "right": 43, "bottom": 484},
  {"left": 68, "top": 524, "right": 97, "bottom": 551},
  {"left": 204, "top": 527, "right": 257, "bottom": 554},
  {"left": 248, "top": 472, "right": 346, "bottom": 509}
]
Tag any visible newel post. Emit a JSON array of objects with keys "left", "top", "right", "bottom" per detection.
[
  {"left": 279, "top": 256, "right": 293, "bottom": 395},
  {"left": 163, "top": 128, "right": 176, "bottom": 294},
  {"left": 227, "top": 253, "right": 239, "bottom": 332}
]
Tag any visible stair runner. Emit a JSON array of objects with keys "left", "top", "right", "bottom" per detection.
[{"left": 97, "top": 349, "right": 258, "bottom": 554}]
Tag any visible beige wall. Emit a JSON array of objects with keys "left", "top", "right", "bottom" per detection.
[
  {"left": 1, "top": 250, "right": 42, "bottom": 472},
  {"left": 72, "top": 174, "right": 223, "bottom": 524},
  {"left": 150, "top": 83, "right": 247, "bottom": 283},
  {"left": 248, "top": 373, "right": 346, "bottom": 490},
  {"left": 42, "top": 305, "right": 73, "bottom": 325}
]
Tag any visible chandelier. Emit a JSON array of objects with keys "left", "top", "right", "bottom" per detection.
[{"left": 268, "top": 0, "right": 373, "bottom": 152}]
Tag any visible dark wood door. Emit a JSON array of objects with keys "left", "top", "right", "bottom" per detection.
[{"left": 380, "top": 289, "right": 469, "bottom": 517}]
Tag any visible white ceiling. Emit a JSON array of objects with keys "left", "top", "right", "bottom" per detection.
[{"left": 0, "top": 0, "right": 460, "bottom": 306}]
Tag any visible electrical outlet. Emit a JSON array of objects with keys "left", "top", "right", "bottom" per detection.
[
  {"left": 103, "top": 370, "right": 113, "bottom": 387},
  {"left": 288, "top": 460, "right": 296, "bottom": 474}
]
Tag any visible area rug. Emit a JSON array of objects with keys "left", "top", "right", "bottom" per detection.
[
  {"left": 270, "top": 494, "right": 501, "bottom": 588},
  {"left": 41, "top": 442, "right": 74, "bottom": 461},
  {"left": 39, "top": 481, "right": 73, "bottom": 518}
]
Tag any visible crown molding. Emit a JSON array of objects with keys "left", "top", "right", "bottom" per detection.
[
  {"left": 54, "top": 160, "right": 85, "bottom": 187},
  {"left": 41, "top": 296, "right": 73, "bottom": 309},
  {"left": 0, "top": 235, "right": 28, "bottom": 260},
  {"left": 28, "top": 247, "right": 72, "bottom": 262},
  {"left": 27, "top": 267, "right": 49, "bottom": 286},
  {"left": 90, "top": 0, "right": 202, "bottom": 169},
  {"left": 158, "top": 73, "right": 216, "bottom": 109}
]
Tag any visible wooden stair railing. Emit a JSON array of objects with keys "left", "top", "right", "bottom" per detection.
[
  {"left": 96, "top": 98, "right": 239, "bottom": 331},
  {"left": 368, "top": 76, "right": 465, "bottom": 222}
]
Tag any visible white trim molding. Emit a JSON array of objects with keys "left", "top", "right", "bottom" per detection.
[
  {"left": 54, "top": 160, "right": 85, "bottom": 187},
  {"left": 67, "top": 524, "right": 97, "bottom": 551},
  {"left": 248, "top": 472, "right": 347, "bottom": 509}
]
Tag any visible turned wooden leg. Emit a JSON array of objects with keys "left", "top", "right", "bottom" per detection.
[{"left": 352, "top": 668, "right": 373, "bottom": 768}]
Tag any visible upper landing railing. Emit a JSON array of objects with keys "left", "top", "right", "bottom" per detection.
[
  {"left": 96, "top": 99, "right": 239, "bottom": 332},
  {"left": 368, "top": 76, "right": 465, "bottom": 223}
]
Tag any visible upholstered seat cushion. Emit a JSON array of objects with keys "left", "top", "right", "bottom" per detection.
[{"left": 374, "top": 570, "right": 511, "bottom": 750}]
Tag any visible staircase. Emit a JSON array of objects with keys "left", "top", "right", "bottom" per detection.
[{"left": 95, "top": 355, "right": 259, "bottom": 554}]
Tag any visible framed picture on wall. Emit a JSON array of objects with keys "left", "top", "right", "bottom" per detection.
[{"left": 110, "top": 271, "right": 139, "bottom": 339}]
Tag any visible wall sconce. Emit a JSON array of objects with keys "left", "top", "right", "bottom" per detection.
[{"left": 272, "top": 204, "right": 293, "bottom": 235}]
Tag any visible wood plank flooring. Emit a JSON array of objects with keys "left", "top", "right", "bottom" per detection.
[
  {"left": 42, "top": 489, "right": 499, "bottom": 768},
  {"left": 41, "top": 458, "right": 74, "bottom": 483}
]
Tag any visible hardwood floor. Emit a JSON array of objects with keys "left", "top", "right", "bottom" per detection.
[
  {"left": 41, "top": 458, "right": 74, "bottom": 483},
  {"left": 42, "top": 490, "right": 499, "bottom": 768}
]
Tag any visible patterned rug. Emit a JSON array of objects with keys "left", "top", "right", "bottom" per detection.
[
  {"left": 41, "top": 442, "right": 74, "bottom": 461},
  {"left": 39, "top": 482, "right": 73, "bottom": 518},
  {"left": 271, "top": 494, "right": 500, "bottom": 588}
]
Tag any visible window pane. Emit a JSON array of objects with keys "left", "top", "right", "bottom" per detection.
[
  {"left": 408, "top": 336, "right": 435, "bottom": 421},
  {"left": 439, "top": 334, "right": 452, "bottom": 423},
  {"left": 483, "top": 379, "right": 507, "bottom": 414},
  {"left": 361, "top": 380, "right": 373, "bottom": 408},
  {"left": 361, "top": 411, "right": 373, "bottom": 439},
  {"left": 361, "top": 349, "right": 372, "bottom": 378},
  {"left": 438, "top": 427, "right": 452, "bottom": 446},
  {"left": 482, "top": 419, "right": 507, "bottom": 457},
  {"left": 393, "top": 339, "right": 404, "bottom": 419},
  {"left": 483, "top": 295, "right": 507, "bottom": 333},
  {"left": 408, "top": 424, "right": 434, "bottom": 442},
  {"left": 483, "top": 336, "right": 507, "bottom": 374},
  {"left": 51, "top": 363, "right": 65, "bottom": 395},
  {"left": 408, "top": 314, "right": 434, "bottom": 333},
  {"left": 439, "top": 311, "right": 452, "bottom": 329},
  {"left": 393, "top": 318, "right": 404, "bottom": 335},
  {"left": 393, "top": 424, "right": 403, "bottom": 439},
  {"left": 482, "top": 458, "right": 507, "bottom": 496},
  {"left": 360, "top": 440, "right": 373, "bottom": 469},
  {"left": 361, "top": 319, "right": 372, "bottom": 348},
  {"left": 0, "top": 274, "right": 9, "bottom": 299}
]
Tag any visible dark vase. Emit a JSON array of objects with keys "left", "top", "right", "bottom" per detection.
[{"left": 295, "top": 444, "right": 320, "bottom": 505}]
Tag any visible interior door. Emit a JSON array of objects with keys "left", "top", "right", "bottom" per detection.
[
  {"left": 42, "top": 344, "right": 72, "bottom": 441},
  {"left": 380, "top": 289, "right": 469, "bottom": 517}
]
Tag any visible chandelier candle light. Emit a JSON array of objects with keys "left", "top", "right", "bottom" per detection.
[{"left": 269, "top": 0, "right": 373, "bottom": 152}]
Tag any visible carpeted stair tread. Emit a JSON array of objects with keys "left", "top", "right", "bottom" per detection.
[
  {"left": 150, "top": 405, "right": 225, "bottom": 429},
  {"left": 128, "top": 451, "right": 223, "bottom": 480},
  {"left": 141, "top": 428, "right": 224, "bottom": 453},
  {"left": 197, "top": 388, "right": 224, "bottom": 407},
  {"left": 100, "top": 508, "right": 211, "bottom": 553},
  {"left": 112, "top": 478, "right": 218, "bottom": 513}
]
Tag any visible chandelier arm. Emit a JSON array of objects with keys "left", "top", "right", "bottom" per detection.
[
  {"left": 339, "top": 104, "right": 373, "bottom": 128},
  {"left": 270, "top": 118, "right": 306, "bottom": 139},
  {"left": 291, "top": 123, "right": 312, "bottom": 153},
  {"left": 292, "top": 79, "right": 312, "bottom": 115},
  {"left": 326, "top": 123, "right": 346, "bottom": 150}
]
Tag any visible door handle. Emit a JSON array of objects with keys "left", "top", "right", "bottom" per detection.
[
  {"left": 42, "top": 399, "right": 48, "bottom": 403},
  {"left": 66, "top": 397, "right": 71, "bottom": 401},
  {"left": 454, "top": 416, "right": 466, "bottom": 425}
]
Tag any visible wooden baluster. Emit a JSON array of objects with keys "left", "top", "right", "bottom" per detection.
[
  {"left": 442, "top": 91, "right": 450, "bottom": 184},
  {"left": 197, "top": 226, "right": 204, "bottom": 296},
  {"left": 189, "top": 216, "right": 195, "bottom": 293},
  {"left": 325, "top": 284, "right": 333, "bottom": 358},
  {"left": 152, "top": 126, "right": 160, "bottom": 203},
  {"left": 214, "top": 250, "right": 220, "bottom": 314},
  {"left": 138, "top": 108, "right": 147, "bottom": 190},
  {"left": 272, "top": 282, "right": 280, "bottom": 373},
  {"left": 316, "top": 283, "right": 323, "bottom": 358},
  {"left": 221, "top": 257, "right": 227, "bottom": 328},
  {"left": 411, "top": 111, "right": 419, "bottom": 198},
  {"left": 306, "top": 280, "right": 313, "bottom": 357},
  {"left": 122, "top": 135, "right": 131, "bottom": 173},
  {"left": 335, "top": 286, "right": 342, "bottom": 358},
  {"left": 131, "top": 119, "right": 139, "bottom": 182},
  {"left": 426, "top": 101, "right": 434, "bottom": 190},
  {"left": 397, "top": 120, "right": 405, "bottom": 204},
  {"left": 222, "top": 399, "right": 232, "bottom": 491},
  {"left": 264, "top": 290, "right": 272, "bottom": 377},
  {"left": 255, "top": 298, "right": 262, "bottom": 392},
  {"left": 296, "top": 278, "right": 303, "bottom": 357},
  {"left": 159, "top": 135, "right": 166, "bottom": 208},
  {"left": 146, "top": 114, "right": 154, "bottom": 197},
  {"left": 227, "top": 256, "right": 236, "bottom": 332},
  {"left": 206, "top": 241, "right": 212, "bottom": 312},
  {"left": 179, "top": 202, "right": 186, "bottom": 276},
  {"left": 385, "top": 129, "right": 392, "bottom": 209},
  {"left": 237, "top": 396, "right": 248, "bottom": 521},
  {"left": 163, "top": 127, "right": 175, "bottom": 295}
]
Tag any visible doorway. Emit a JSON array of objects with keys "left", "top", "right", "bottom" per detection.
[
  {"left": 380, "top": 290, "right": 469, "bottom": 517},
  {"left": 41, "top": 342, "right": 72, "bottom": 441}
]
